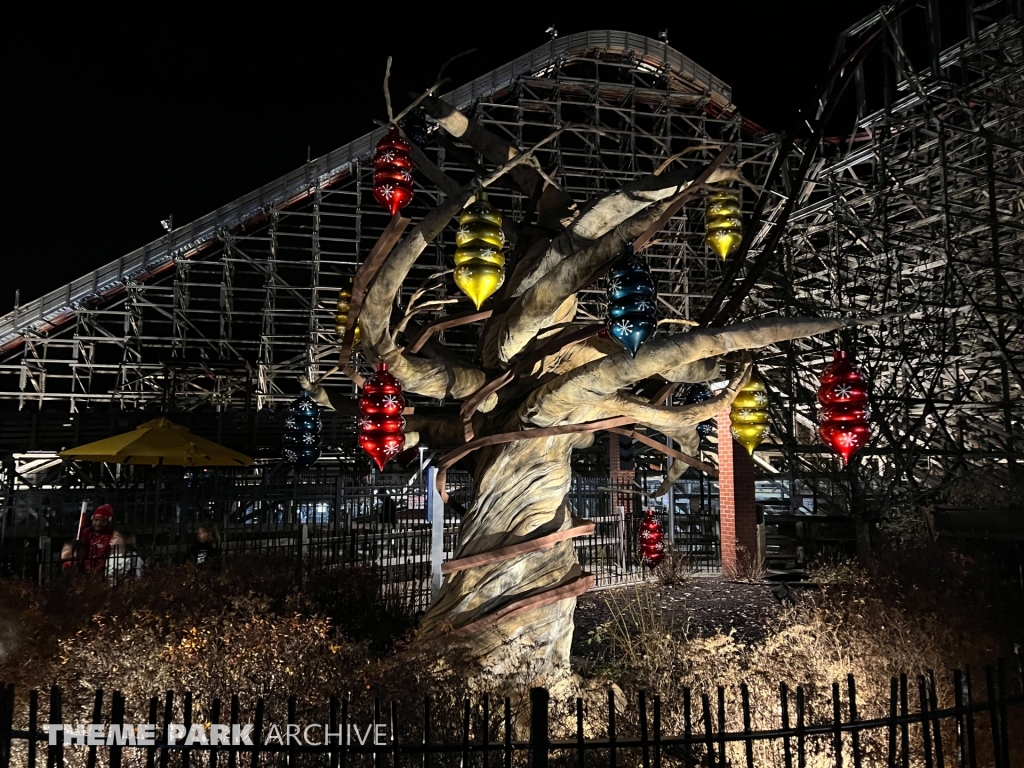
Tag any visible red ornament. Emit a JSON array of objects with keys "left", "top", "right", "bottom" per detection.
[
  {"left": 817, "top": 350, "right": 872, "bottom": 465},
  {"left": 638, "top": 509, "right": 665, "bottom": 568},
  {"left": 358, "top": 361, "right": 406, "bottom": 470},
  {"left": 372, "top": 127, "right": 414, "bottom": 216}
]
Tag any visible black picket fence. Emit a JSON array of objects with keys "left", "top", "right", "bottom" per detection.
[
  {"left": 2, "top": 659, "right": 1021, "bottom": 768},
  {"left": 3, "top": 468, "right": 727, "bottom": 611}
]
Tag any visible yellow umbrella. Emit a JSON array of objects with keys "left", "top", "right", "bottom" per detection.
[{"left": 60, "top": 418, "right": 254, "bottom": 466}]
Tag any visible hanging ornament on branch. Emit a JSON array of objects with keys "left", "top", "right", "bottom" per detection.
[
  {"left": 283, "top": 392, "right": 322, "bottom": 471},
  {"left": 730, "top": 371, "right": 770, "bottom": 455},
  {"left": 358, "top": 362, "right": 407, "bottom": 471},
  {"left": 818, "top": 350, "right": 872, "bottom": 464},
  {"left": 372, "top": 127, "right": 414, "bottom": 216},
  {"left": 705, "top": 189, "right": 743, "bottom": 260},
  {"left": 399, "top": 107, "right": 431, "bottom": 147},
  {"left": 335, "top": 278, "right": 360, "bottom": 347},
  {"left": 607, "top": 244, "right": 657, "bottom": 357},
  {"left": 638, "top": 509, "right": 665, "bottom": 568},
  {"left": 683, "top": 383, "right": 716, "bottom": 438},
  {"left": 454, "top": 193, "right": 505, "bottom": 309}
]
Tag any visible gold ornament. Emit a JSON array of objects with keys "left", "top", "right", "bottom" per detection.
[
  {"left": 706, "top": 190, "right": 743, "bottom": 259},
  {"left": 453, "top": 193, "right": 505, "bottom": 309},
  {"left": 730, "top": 371, "right": 769, "bottom": 455},
  {"left": 335, "top": 280, "right": 360, "bottom": 347}
]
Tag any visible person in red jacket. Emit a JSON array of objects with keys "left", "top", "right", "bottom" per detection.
[{"left": 79, "top": 503, "right": 114, "bottom": 574}]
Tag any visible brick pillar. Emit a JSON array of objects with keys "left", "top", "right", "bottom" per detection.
[
  {"left": 608, "top": 434, "right": 634, "bottom": 485},
  {"left": 716, "top": 409, "right": 758, "bottom": 575}
]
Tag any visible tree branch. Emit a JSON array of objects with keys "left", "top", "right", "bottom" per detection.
[
  {"left": 514, "top": 165, "right": 743, "bottom": 298},
  {"left": 405, "top": 414, "right": 467, "bottom": 449},
  {"left": 593, "top": 357, "right": 752, "bottom": 434},
  {"left": 383, "top": 56, "right": 394, "bottom": 123},
  {"left": 419, "top": 95, "right": 576, "bottom": 227},
  {"left": 353, "top": 180, "right": 504, "bottom": 407},
  {"left": 484, "top": 198, "right": 676, "bottom": 367},
  {"left": 522, "top": 317, "right": 853, "bottom": 427}
]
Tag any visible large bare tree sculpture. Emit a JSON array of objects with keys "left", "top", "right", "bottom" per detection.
[{"left": 303, "top": 90, "right": 860, "bottom": 683}]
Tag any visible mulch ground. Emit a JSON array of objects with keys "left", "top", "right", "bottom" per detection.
[{"left": 571, "top": 576, "right": 784, "bottom": 661}]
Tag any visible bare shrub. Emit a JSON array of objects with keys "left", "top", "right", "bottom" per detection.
[
  {"left": 0, "top": 558, "right": 476, "bottom": 748},
  {"left": 2, "top": 541, "right": 1018, "bottom": 766},
  {"left": 654, "top": 546, "right": 694, "bottom": 587},
  {"left": 723, "top": 543, "right": 765, "bottom": 582},
  {"left": 598, "top": 585, "right": 681, "bottom": 669},
  {"left": 590, "top": 544, "right": 1016, "bottom": 767}
]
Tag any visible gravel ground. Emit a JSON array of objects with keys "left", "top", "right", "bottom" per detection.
[{"left": 571, "top": 576, "right": 784, "bottom": 660}]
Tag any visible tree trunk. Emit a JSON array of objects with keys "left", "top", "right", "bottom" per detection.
[{"left": 418, "top": 432, "right": 592, "bottom": 683}]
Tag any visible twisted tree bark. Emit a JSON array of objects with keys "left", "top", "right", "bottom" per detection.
[{"left": 306, "top": 93, "right": 866, "bottom": 683}]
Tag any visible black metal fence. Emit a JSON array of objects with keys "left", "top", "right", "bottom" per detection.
[
  {"left": 2, "top": 659, "right": 1021, "bottom": 767},
  {"left": 2, "top": 467, "right": 727, "bottom": 609}
]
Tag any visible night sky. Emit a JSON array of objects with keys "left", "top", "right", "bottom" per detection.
[{"left": 6, "top": 2, "right": 936, "bottom": 315}]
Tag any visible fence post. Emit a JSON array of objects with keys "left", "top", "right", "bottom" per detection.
[
  {"left": 426, "top": 468, "right": 444, "bottom": 600},
  {"left": 529, "top": 688, "right": 549, "bottom": 768},
  {"left": 38, "top": 536, "right": 51, "bottom": 586},
  {"left": 297, "top": 523, "right": 309, "bottom": 586},
  {"left": 0, "top": 684, "right": 14, "bottom": 768},
  {"left": 109, "top": 692, "right": 125, "bottom": 768},
  {"left": 334, "top": 475, "right": 344, "bottom": 564},
  {"left": 49, "top": 687, "right": 63, "bottom": 768}
]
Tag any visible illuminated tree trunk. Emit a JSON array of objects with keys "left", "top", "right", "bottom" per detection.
[
  {"left": 301, "top": 86, "right": 872, "bottom": 684},
  {"left": 418, "top": 434, "right": 590, "bottom": 681}
]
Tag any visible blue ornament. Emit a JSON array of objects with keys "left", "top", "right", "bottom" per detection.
[
  {"left": 284, "top": 392, "right": 322, "bottom": 471},
  {"left": 606, "top": 244, "right": 656, "bottom": 357},
  {"left": 399, "top": 107, "right": 431, "bottom": 147},
  {"left": 683, "top": 383, "right": 715, "bottom": 438}
]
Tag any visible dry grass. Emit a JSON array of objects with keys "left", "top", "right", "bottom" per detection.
[
  {"left": 0, "top": 558, "right": 482, "bottom": 757},
  {"left": 652, "top": 546, "right": 694, "bottom": 588},
  {"left": 587, "top": 543, "right": 1021, "bottom": 766},
  {"left": 1, "top": 542, "right": 1020, "bottom": 767},
  {"left": 722, "top": 543, "right": 766, "bottom": 582}
]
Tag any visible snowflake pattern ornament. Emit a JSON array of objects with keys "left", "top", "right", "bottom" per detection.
[
  {"left": 730, "top": 371, "right": 770, "bottom": 455},
  {"left": 817, "top": 350, "right": 871, "bottom": 464},
  {"left": 683, "top": 383, "right": 716, "bottom": 438},
  {"left": 358, "top": 361, "right": 407, "bottom": 470},
  {"left": 705, "top": 189, "right": 744, "bottom": 259},
  {"left": 283, "top": 391, "right": 322, "bottom": 471},
  {"left": 453, "top": 193, "right": 505, "bottom": 308},
  {"left": 638, "top": 509, "right": 665, "bottom": 567},
  {"left": 372, "top": 127, "right": 414, "bottom": 215},
  {"left": 398, "top": 106, "right": 431, "bottom": 147},
  {"left": 607, "top": 244, "right": 657, "bottom": 357}
]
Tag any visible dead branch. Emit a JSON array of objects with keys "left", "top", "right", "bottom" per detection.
[
  {"left": 394, "top": 298, "right": 459, "bottom": 336},
  {"left": 653, "top": 144, "right": 727, "bottom": 175},
  {"left": 523, "top": 317, "right": 852, "bottom": 426},
  {"left": 353, "top": 176, "right": 506, "bottom": 408},
  {"left": 589, "top": 356, "right": 752, "bottom": 433},
  {"left": 418, "top": 94, "right": 576, "bottom": 226},
  {"left": 479, "top": 124, "right": 607, "bottom": 189},
  {"left": 515, "top": 164, "right": 743, "bottom": 299},
  {"left": 380, "top": 349, "right": 494, "bottom": 406},
  {"left": 383, "top": 56, "right": 394, "bottom": 123},
  {"left": 404, "top": 137, "right": 461, "bottom": 198}
]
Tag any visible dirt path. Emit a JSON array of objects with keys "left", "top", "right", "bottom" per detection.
[{"left": 571, "top": 577, "right": 783, "bottom": 660}]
